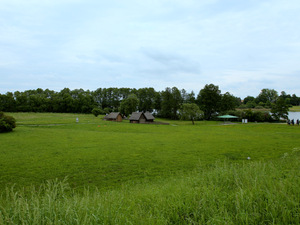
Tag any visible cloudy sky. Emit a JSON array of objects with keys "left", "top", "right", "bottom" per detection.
[{"left": 1, "top": 0, "right": 300, "bottom": 98}]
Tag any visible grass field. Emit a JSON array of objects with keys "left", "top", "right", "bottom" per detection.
[
  {"left": 1, "top": 113, "right": 300, "bottom": 190},
  {"left": 1, "top": 113, "right": 300, "bottom": 224},
  {"left": 1, "top": 153, "right": 299, "bottom": 224}
]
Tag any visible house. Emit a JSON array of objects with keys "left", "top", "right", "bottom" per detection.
[
  {"left": 144, "top": 112, "right": 155, "bottom": 122},
  {"left": 129, "top": 112, "right": 145, "bottom": 123},
  {"left": 103, "top": 112, "right": 123, "bottom": 122},
  {"left": 129, "top": 112, "right": 155, "bottom": 123}
]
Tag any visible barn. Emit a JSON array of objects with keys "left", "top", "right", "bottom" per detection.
[
  {"left": 103, "top": 112, "right": 123, "bottom": 122},
  {"left": 129, "top": 112, "right": 155, "bottom": 123}
]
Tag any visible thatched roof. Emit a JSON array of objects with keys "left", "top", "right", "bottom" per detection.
[
  {"left": 144, "top": 112, "right": 155, "bottom": 120},
  {"left": 129, "top": 112, "right": 155, "bottom": 121},
  {"left": 129, "top": 112, "right": 143, "bottom": 121},
  {"left": 104, "top": 112, "right": 121, "bottom": 119}
]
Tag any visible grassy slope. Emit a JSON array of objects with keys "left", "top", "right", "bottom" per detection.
[
  {"left": 1, "top": 113, "right": 300, "bottom": 191},
  {"left": 1, "top": 152, "right": 299, "bottom": 224}
]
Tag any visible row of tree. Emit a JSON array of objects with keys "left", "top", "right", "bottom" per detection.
[
  {"left": 240, "top": 89, "right": 300, "bottom": 109},
  {"left": 0, "top": 85, "right": 298, "bottom": 120}
]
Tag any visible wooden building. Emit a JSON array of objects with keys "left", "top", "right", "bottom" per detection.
[
  {"left": 144, "top": 112, "right": 155, "bottom": 122},
  {"left": 103, "top": 112, "right": 123, "bottom": 122},
  {"left": 129, "top": 112, "right": 155, "bottom": 123}
]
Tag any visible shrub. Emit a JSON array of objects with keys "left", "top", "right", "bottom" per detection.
[
  {"left": 231, "top": 109, "right": 274, "bottom": 122},
  {"left": 91, "top": 108, "right": 104, "bottom": 117},
  {"left": 237, "top": 104, "right": 248, "bottom": 109},
  {"left": 0, "top": 112, "right": 16, "bottom": 132},
  {"left": 254, "top": 105, "right": 264, "bottom": 109}
]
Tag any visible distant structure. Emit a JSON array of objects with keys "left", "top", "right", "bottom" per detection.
[
  {"left": 144, "top": 112, "right": 155, "bottom": 122},
  {"left": 103, "top": 112, "right": 123, "bottom": 122},
  {"left": 129, "top": 112, "right": 155, "bottom": 123}
]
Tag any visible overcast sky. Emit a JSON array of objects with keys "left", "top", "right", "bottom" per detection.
[{"left": 1, "top": 0, "right": 300, "bottom": 98}]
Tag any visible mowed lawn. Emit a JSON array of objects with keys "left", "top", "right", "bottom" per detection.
[{"left": 1, "top": 113, "right": 300, "bottom": 190}]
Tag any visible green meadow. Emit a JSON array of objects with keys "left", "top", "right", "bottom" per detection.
[
  {"left": 1, "top": 112, "right": 299, "bottom": 190},
  {"left": 1, "top": 113, "right": 300, "bottom": 224}
]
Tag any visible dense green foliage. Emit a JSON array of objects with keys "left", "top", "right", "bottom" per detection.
[
  {"left": 0, "top": 151, "right": 299, "bottom": 224},
  {"left": 197, "top": 84, "right": 222, "bottom": 119},
  {"left": 227, "top": 109, "right": 275, "bottom": 122},
  {"left": 256, "top": 88, "right": 278, "bottom": 108},
  {"left": 2, "top": 86, "right": 298, "bottom": 120},
  {"left": 271, "top": 97, "right": 289, "bottom": 120},
  {"left": 91, "top": 108, "right": 104, "bottom": 117},
  {"left": 0, "top": 112, "right": 16, "bottom": 132},
  {"left": 179, "top": 103, "right": 203, "bottom": 124},
  {"left": 240, "top": 89, "right": 300, "bottom": 109},
  {"left": 119, "top": 94, "right": 139, "bottom": 116}
]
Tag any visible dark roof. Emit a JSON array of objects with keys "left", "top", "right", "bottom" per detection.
[
  {"left": 129, "top": 112, "right": 155, "bottom": 121},
  {"left": 144, "top": 112, "right": 155, "bottom": 120},
  {"left": 104, "top": 112, "right": 121, "bottom": 119},
  {"left": 129, "top": 112, "right": 143, "bottom": 120}
]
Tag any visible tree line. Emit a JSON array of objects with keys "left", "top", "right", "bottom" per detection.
[{"left": 0, "top": 85, "right": 299, "bottom": 120}]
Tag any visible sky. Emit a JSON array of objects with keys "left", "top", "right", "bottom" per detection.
[{"left": 1, "top": 0, "right": 300, "bottom": 99}]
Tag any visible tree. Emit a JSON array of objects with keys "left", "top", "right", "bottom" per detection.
[
  {"left": 136, "top": 88, "right": 155, "bottom": 112},
  {"left": 153, "top": 91, "right": 162, "bottom": 113},
  {"left": 243, "top": 96, "right": 255, "bottom": 105},
  {"left": 186, "top": 91, "right": 196, "bottom": 104},
  {"left": 271, "top": 97, "right": 289, "bottom": 120},
  {"left": 160, "top": 88, "right": 173, "bottom": 118},
  {"left": 0, "top": 92, "right": 16, "bottom": 112},
  {"left": 291, "top": 94, "right": 300, "bottom": 106},
  {"left": 197, "top": 84, "right": 221, "bottom": 120},
  {"left": 180, "top": 103, "right": 203, "bottom": 125},
  {"left": 0, "top": 112, "right": 16, "bottom": 132},
  {"left": 220, "top": 92, "right": 237, "bottom": 112},
  {"left": 119, "top": 94, "right": 139, "bottom": 117},
  {"left": 14, "top": 91, "right": 30, "bottom": 112},
  {"left": 256, "top": 89, "right": 278, "bottom": 107},
  {"left": 170, "top": 87, "right": 183, "bottom": 119},
  {"left": 160, "top": 87, "right": 183, "bottom": 119}
]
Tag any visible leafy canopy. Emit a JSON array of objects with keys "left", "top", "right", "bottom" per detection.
[
  {"left": 119, "top": 94, "right": 139, "bottom": 116},
  {"left": 271, "top": 97, "right": 289, "bottom": 120},
  {"left": 180, "top": 103, "right": 203, "bottom": 125}
]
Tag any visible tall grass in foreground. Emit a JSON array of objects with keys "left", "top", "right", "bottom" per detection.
[{"left": 1, "top": 151, "right": 299, "bottom": 225}]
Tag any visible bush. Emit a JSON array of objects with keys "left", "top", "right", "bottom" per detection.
[
  {"left": 254, "top": 105, "right": 264, "bottom": 109},
  {"left": 227, "top": 110, "right": 275, "bottom": 122},
  {"left": 0, "top": 112, "right": 16, "bottom": 132},
  {"left": 91, "top": 108, "right": 104, "bottom": 117},
  {"left": 237, "top": 104, "right": 248, "bottom": 109}
]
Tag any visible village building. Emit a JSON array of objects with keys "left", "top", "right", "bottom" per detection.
[
  {"left": 144, "top": 112, "right": 155, "bottom": 122},
  {"left": 129, "top": 112, "right": 155, "bottom": 123},
  {"left": 103, "top": 112, "right": 123, "bottom": 122}
]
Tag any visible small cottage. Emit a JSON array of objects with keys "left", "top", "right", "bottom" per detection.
[
  {"left": 144, "top": 112, "right": 155, "bottom": 122},
  {"left": 103, "top": 112, "right": 123, "bottom": 122},
  {"left": 129, "top": 112, "right": 155, "bottom": 123}
]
